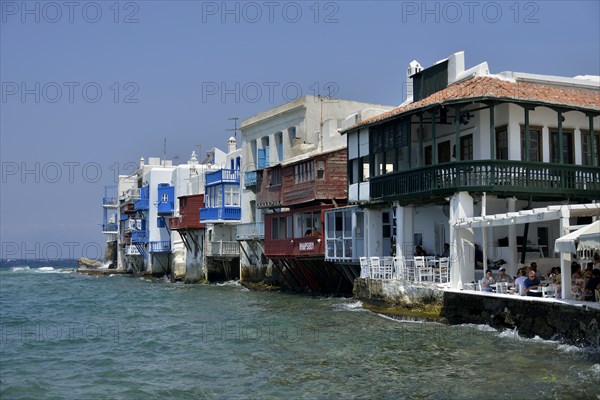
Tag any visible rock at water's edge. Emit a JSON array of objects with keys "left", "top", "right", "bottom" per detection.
[{"left": 77, "top": 257, "right": 102, "bottom": 268}]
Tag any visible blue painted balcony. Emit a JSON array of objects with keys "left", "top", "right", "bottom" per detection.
[
  {"left": 200, "top": 207, "right": 241, "bottom": 222},
  {"left": 131, "top": 230, "right": 149, "bottom": 243},
  {"left": 206, "top": 169, "right": 240, "bottom": 186},
  {"left": 134, "top": 198, "right": 149, "bottom": 211},
  {"left": 102, "top": 197, "right": 118, "bottom": 207},
  {"left": 157, "top": 201, "right": 174, "bottom": 215},
  {"left": 102, "top": 223, "right": 118, "bottom": 233},
  {"left": 149, "top": 241, "right": 171, "bottom": 253},
  {"left": 244, "top": 171, "right": 257, "bottom": 188}
]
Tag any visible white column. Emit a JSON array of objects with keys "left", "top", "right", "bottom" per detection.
[
  {"left": 507, "top": 197, "right": 518, "bottom": 270},
  {"left": 559, "top": 209, "right": 572, "bottom": 300},
  {"left": 403, "top": 206, "right": 414, "bottom": 257},
  {"left": 450, "top": 192, "right": 474, "bottom": 289},
  {"left": 394, "top": 201, "right": 404, "bottom": 258}
]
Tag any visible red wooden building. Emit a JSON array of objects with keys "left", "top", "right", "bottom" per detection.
[
  {"left": 260, "top": 149, "right": 353, "bottom": 293},
  {"left": 168, "top": 194, "right": 205, "bottom": 253}
]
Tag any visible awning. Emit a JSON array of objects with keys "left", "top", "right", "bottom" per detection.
[{"left": 554, "top": 220, "right": 600, "bottom": 254}]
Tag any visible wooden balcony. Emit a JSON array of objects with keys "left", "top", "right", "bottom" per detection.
[
  {"left": 370, "top": 160, "right": 600, "bottom": 204},
  {"left": 169, "top": 194, "right": 205, "bottom": 230},
  {"left": 265, "top": 237, "right": 325, "bottom": 258}
]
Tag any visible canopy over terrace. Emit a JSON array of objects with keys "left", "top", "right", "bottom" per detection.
[
  {"left": 451, "top": 203, "right": 600, "bottom": 299},
  {"left": 555, "top": 220, "right": 600, "bottom": 255}
]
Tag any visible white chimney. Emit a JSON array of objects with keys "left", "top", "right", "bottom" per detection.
[
  {"left": 139, "top": 157, "right": 145, "bottom": 167},
  {"left": 405, "top": 60, "right": 422, "bottom": 104},
  {"left": 228, "top": 136, "right": 237, "bottom": 153}
]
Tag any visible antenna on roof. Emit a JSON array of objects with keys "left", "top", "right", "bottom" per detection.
[
  {"left": 163, "top": 138, "right": 167, "bottom": 166},
  {"left": 227, "top": 117, "right": 239, "bottom": 140}
]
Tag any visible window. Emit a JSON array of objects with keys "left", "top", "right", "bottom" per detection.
[
  {"left": 293, "top": 211, "right": 321, "bottom": 238},
  {"left": 224, "top": 184, "right": 239, "bottom": 206},
  {"left": 520, "top": 126, "right": 542, "bottom": 161},
  {"left": 361, "top": 156, "right": 370, "bottom": 181},
  {"left": 157, "top": 217, "right": 165, "bottom": 228},
  {"left": 268, "top": 168, "right": 281, "bottom": 186},
  {"left": 385, "top": 149, "right": 396, "bottom": 173},
  {"left": 550, "top": 129, "right": 574, "bottom": 164},
  {"left": 288, "top": 127, "right": 297, "bottom": 146},
  {"left": 316, "top": 160, "right": 325, "bottom": 180},
  {"left": 460, "top": 135, "right": 473, "bottom": 160},
  {"left": 581, "top": 130, "right": 600, "bottom": 166},
  {"left": 275, "top": 132, "right": 283, "bottom": 162},
  {"left": 294, "top": 161, "right": 314, "bottom": 183},
  {"left": 438, "top": 141, "right": 451, "bottom": 163},
  {"left": 161, "top": 193, "right": 168, "bottom": 202},
  {"left": 325, "top": 209, "right": 354, "bottom": 259},
  {"left": 424, "top": 145, "right": 432, "bottom": 165},
  {"left": 495, "top": 126, "right": 508, "bottom": 160},
  {"left": 271, "top": 216, "right": 289, "bottom": 240}
]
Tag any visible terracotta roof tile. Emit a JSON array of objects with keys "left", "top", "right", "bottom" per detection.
[{"left": 343, "top": 76, "right": 600, "bottom": 132}]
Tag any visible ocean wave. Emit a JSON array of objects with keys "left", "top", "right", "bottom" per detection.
[
  {"left": 215, "top": 280, "right": 242, "bottom": 287},
  {"left": 331, "top": 300, "right": 365, "bottom": 312},
  {"left": 457, "top": 323, "right": 498, "bottom": 333},
  {"left": 11, "top": 266, "right": 30, "bottom": 272}
]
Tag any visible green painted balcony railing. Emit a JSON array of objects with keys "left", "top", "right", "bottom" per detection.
[{"left": 370, "top": 160, "right": 600, "bottom": 202}]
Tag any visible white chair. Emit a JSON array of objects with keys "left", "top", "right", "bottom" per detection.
[
  {"left": 542, "top": 284, "right": 556, "bottom": 298},
  {"left": 496, "top": 282, "right": 509, "bottom": 294},
  {"left": 381, "top": 257, "right": 394, "bottom": 280},
  {"left": 463, "top": 282, "right": 475, "bottom": 291},
  {"left": 369, "top": 257, "right": 381, "bottom": 280},
  {"left": 359, "top": 257, "right": 370, "bottom": 279},
  {"left": 435, "top": 258, "right": 450, "bottom": 283},
  {"left": 415, "top": 256, "right": 433, "bottom": 282}
]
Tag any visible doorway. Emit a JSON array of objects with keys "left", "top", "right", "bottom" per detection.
[{"left": 537, "top": 227, "right": 549, "bottom": 257}]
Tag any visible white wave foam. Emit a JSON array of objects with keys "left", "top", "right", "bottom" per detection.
[
  {"left": 332, "top": 301, "right": 365, "bottom": 312},
  {"left": 216, "top": 280, "right": 241, "bottom": 287},
  {"left": 11, "top": 266, "right": 30, "bottom": 272},
  {"left": 458, "top": 323, "right": 498, "bottom": 333}
]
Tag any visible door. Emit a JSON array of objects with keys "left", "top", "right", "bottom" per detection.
[
  {"left": 382, "top": 211, "right": 393, "bottom": 256},
  {"left": 537, "top": 227, "right": 549, "bottom": 257}
]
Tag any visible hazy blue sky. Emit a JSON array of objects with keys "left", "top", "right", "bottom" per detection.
[{"left": 1, "top": 0, "right": 599, "bottom": 260}]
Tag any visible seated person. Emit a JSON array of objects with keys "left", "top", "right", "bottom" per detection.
[
  {"left": 440, "top": 243, "right": 450, "bottom": 258},
  {"left": 496, "top": 266, "right": 513, "bottom": 283},
  {"left": 523, "top": 269, "right": 542, "bottom": 297},
  {"left": 480, "top": 269, "right": 495, "bottom": 292},
  {"left": 415, "top": 245, "right": 427, "bottom": 257},
  {"left": 514, "top": 267, "right": 528, "bottom": 295},
  {"left": 593, "top": 253, "right": 600, "bottom": 269},
  {"left": 584, "top": 269, "right": 600, "bottom": 302}
]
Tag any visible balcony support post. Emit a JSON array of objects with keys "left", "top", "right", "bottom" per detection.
[
  {"left": 431, "top": 109, "right": 437, "bottom": 164},
  {"left": 489, "top": 103, "right": 495, "bottom": 159},
  {"left": 524, "top": 107, "right": 530, "bottom": 162},
  {"left": 558, "top": 110, "right": 564, "bottom": 164},
  {"left": 418, "top": 113, "right": 424, "bottom": 167},
  {"left": 589, "top": 114, "right": 597, "bottom": 166},
  {"left": 407, "top": 115, "right": 412, "bottom": 170},
  {"left": 454, "top": 105, "right": 461, "bottom": 161}
]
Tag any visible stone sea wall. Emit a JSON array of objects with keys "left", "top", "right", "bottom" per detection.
[{"left": 354, "top": 279, "right": 600, "bottom": 347}]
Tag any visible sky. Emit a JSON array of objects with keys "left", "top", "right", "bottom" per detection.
[{"left": 1, "top": 0, "right": 599, "bottom": 260}]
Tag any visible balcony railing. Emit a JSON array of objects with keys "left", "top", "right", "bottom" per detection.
[
  {"left": 122, "top": 188, "right": 140, "bottom": 203},
  {"left": 149, "top": 241, "right": 171, "bottom": 253},
  {"left": 205, "top": 241, "right": 239, "bottom": 257},
  {"left": 134, "top": 198, "right": 149, "bottom": 211},
  {"left": 200, "top": 207, "right": 241, "bottom": 222},
  {"left": 131, "top": 230, "right": 149, "bottom": 243},
  {"left": 157, "top": 201, "right": 174, "bottom": 215},
  {"left": 206, "top": 169, "right": 240, "bottom": 186},
  {"left": 102, "top": 223, "right": 118, "bottom": 233},
  {"left": 103, "top": 197, "right": 118, "bottom": 206},
  {"left": 244, "top": 171, "right": 257, "bottom": 188},
  {"left": 236, "top": 222, "right": 265, "bottom": 240},
  {"left": 370, "top": 160, "right": 600, "bottom": 203},
  {"left": 125, "top": 245, "right": 141, "bottom": 256}
]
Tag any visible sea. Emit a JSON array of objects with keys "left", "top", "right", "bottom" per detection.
[{"left": 1, "top": 261, "right": 599, "bottom": 400}]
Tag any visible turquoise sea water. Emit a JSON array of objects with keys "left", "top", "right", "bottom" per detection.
[{"left": 1, "top": 263, "right": 599, "bottom": 400}]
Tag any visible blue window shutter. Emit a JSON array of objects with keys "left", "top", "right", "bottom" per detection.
[
  {"left": 258, "top": 148, "right": 266, "bottom": 169},
  {"left": 278, "top": 142, "right": 283, "bottom": 162},
  {"left": 265, "top": 146, "right": 270, "bottom": 166}
]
